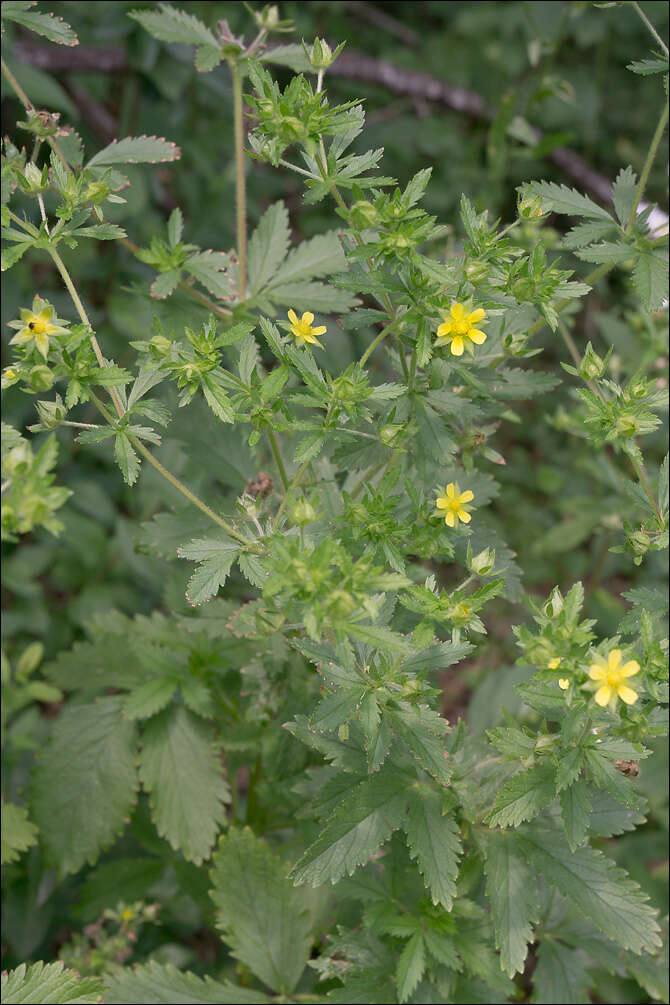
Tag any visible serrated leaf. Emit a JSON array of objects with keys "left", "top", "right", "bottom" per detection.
[
  {"left": 266, "top": 280, "right": 359, "bottom": 313},
  {"left": 247, "top": 201, "right": 290, "bottom": 295},
  {"left": 186, "top": 251, "right": 234, "bottom": 300},
  {"left": 114, "top": 432, "right": 140, "bottom": 486},
  {"left": 195, "top": 43, "right": 223, "bottom": 72},
  {"left": 562, "top": 219, "right": 617, "bottom": 250},
  {"left": 489, "top": 764, "right": 557, "bottom": 828},
  {"left": 560, "top": 778, "right": 592, "bottom": 851},
  {"left": 139, "top": 705, "right": 229, "bottom": 864},
  {"left": 517, "top": 820, "right": 662, "bottom": 953},
  {"left": 1, "top": 801, "right": 38, "bottom": 865},
  {"left": 268, "top": 231, "right": 346, "bottom": 286},
  {"left": 390, "top": 705, "right": 452, "bottom": 786},
  {"left": 346, "top": 622, "right": 411, "bottom": 653},
  {"left": 31, "top": 697, "right": 138, "bottom": 876},
  {"left": 632, "top": 250, "right": 669, "bottom": 312},
  {"left": 627, "top": 56, "right": 669, "bottom": 75},
  {"left": 128, "top": 5, "right": 218, "bottom": 47},
  {"left": 485, "top": 830, "right": 540, "bottom": 976},
  {"left": 87, "top": 135, "right": 180, "bottom": 168},
  {"left": 396, "top": 932, "right": 426, "bottom": 1003},
  {"left": 611, "top": 165, "right": 638, "bottom": 227},
  {"left": 405, "top": 786, "right": 461, "bottom": 910},
  {"left": 211, "top": 828, "right": 312, "bottom": 994},
  {"left": 177, "top": 535, "right": 240, "bottom": 605},
  {"left": 1, "top": 962, "right": 103, "bottom": 1004},
  {"left": 524, "top": 181, "right": 614, "bottom": 221},
  {"left": 290, "top": 771, "right": 409, "bottom": 885},
  {"left": 238, "top": 333, "right": 258, "bottom": 384},
  {"left": 105, "top": 961, "right": 267, "bottom": 1004},
  {"left": 1, "top": 8, "right": 78, "bottom": 45},
  {"left": 151, "top": 269, "right": 180, "bottom": 299},
  {"left": 166, "top": 207, "right": 183, "bottom": 249},
  {"left": 531, "top": 939, "right": 588, "bottom": 1004},
  {"left": 123, "top": 677, "right": 177, "bottom": 720}
]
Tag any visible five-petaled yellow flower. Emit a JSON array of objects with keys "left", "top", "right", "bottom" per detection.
[
  {"left": 588, "top": 649, "right": 640, "bottom": 708},
  {"left": 435, "top": 303, "right": 487, "bottom": 356},
  {"left": 7, "top": 297, "right": 70, "bottom": 361},
  {"left": 558, "top": 678, "right": 570, "bottom": 690},
  {"left": 435, "top": 482, "right": 475, "bottom": 527},
  {"left": 547, "top": 657, "right": 562, "bottom": 670},
  {"left": 287, "top": 309, "right": 326, "bottom": 348}
]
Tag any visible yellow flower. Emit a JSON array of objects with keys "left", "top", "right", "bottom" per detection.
[
  {"left": 588, "top": 649, "right": 640, "bottom": 708},
  {"left": 435, "top": 482, "right": 475, "bottom": 527},
  {"left": 287, "top": 309, "right": 326, "bottom": 348},
  {"left": 7, "top": 297, "right": 70, "bottom": 361},
  {"left": 548, "top": 657, "right": 562, "bottom": 670},
  {"left": 558, "top": 678, "right": 570, "bottom": 690},
  {"left": 435, "top": 303, "right": 487, "bottom": 356}
]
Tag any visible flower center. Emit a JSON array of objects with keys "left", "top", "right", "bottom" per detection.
[{"left": 28, "top": 316, "right": 49, "bottom": 335}]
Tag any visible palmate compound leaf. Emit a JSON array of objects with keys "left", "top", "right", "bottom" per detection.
[
  {"left": 105, "top": 961, "right": 270, "bottom": 1004},
  {"left": 516, "top": 819, "right": 662, "bottom": 954},
  {"left": 484, "top": 830, "right": 541, "bottom": 977},
  {"left": 210, "top": 828, "right": 312, "bottom": 995},
  {"left": 1, "top": 801, "right": 38, "bottom": 864},
  {"left": 31, "top": 697, "right": 138, "bottom": 876},
  {"left": 139, "top": 705, "right": 229, "bottom": 864},
  {"left": 1, "top": 962, "right": 104, "bottom": 1004},
  {"left": 290, "top": 770, "right": 410, "bottom": 886},
  {"left": 404, "top": 785, "right": 462, "bottom": 910}
]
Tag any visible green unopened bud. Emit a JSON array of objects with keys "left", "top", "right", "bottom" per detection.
[
  {"left": 290, "top": 498, "right": 317, "bottom": 525},
  {"left": 517, "top": 193, "right": 544, "bottom": 220},
  {"left": 504, "top": 331, "right": 528, "bottom": 355},
  {"left": 627, "top": 530, "right": 650, "bottom": 558},
  {"left": 350, "top": 200, "right": 379, "bottom": 229},
  {"left": 380, "top": 423, "right": 403, "bottom": 447},
  {"left": 28, "top": 365, "right": 55, "bottom": 392},
  {"left": 544, "top": 587, "right": 564, "bottom": 618},
  {"left": 150, "top": 334, "right": 172, "bottom": 356},
  {"left": 615, "top": 412, "right": 639, "bottom": 438},
  {"left": 308, "top": 37, "right": 345, "bottom": 70},
  {"left": 579, "top": 342, "right": 605, "bottom": 381},
  {"left": 24, "top": 162, "right": 44, "bottom": 192},
  {"left": 3, "top": 442, "right": 32, "bottom": 477},
  {"left": 464, "top": 260, "right": 490, "bottom": 283},
  {"left": 255, "top": 4, "right": 280, "bottom": 29},
  {"left": 280, "top": 116, "right": 305, "bottom": 142},
  {"left": 468, "top": 545, "right": 495, "bottom": 576},
  {"left": 512, "top": 278, "right": 535, "bottom": 301},
  {"left": 534, "top": 734, "right": 556, "bottom": 753},
  {"left": 35, "top": 394, "right": 67, "bottom": 430},
  {"left": 85, "top": 181, "right": 110, "bottom": 204},
  {"left": 401, "top": 678, "right": 422, "bottom": 697}
]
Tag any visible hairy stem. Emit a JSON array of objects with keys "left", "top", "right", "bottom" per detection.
[
  {"left": 231, "top": 62, "right": 247, "bottom": 301},
  {"left": 630, "top": 1, "right": 669, "bottom": 56},
  {"left": 625, "top": 99, "right": 669, "bottom": 235},
  {"left": 267, "top": 430, "right": 289, "bottom": 491}
]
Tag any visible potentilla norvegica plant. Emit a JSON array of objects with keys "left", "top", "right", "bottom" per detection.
[{"left": 1, "top": 2, "right": 668, "bottom": 1003}]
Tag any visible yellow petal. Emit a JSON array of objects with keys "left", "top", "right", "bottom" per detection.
[
  {"left": 589, "top": 663, "right": 606, "bottom": 681},
  {"left": 467, "top": 308, "right": 486, "bottom": 324},
  {"left": 468, "top": 329, "right": 487, "bottom": 344},
  {"left": 548, "top": 658, "right": 562, "bottom": 670},
  {"left": 450, "top": 303, "right": 465, "bottom": 320},
  {"left": 558, "top": 678, "right": 570, "bottom": 690},
  {"left": 617, "top": 685, "right": 638, "bottom": 705},
  {"left": 450, "top": 336, "right": 465, "bottom": 356},
  {"left": 620, "top": 660, "right": 640, "bottom": 678},
  {"left": 445, "top": 511, "right": 456, "bottom": 527},
  {"left": 312, "top": 325, "right": 327, "bottom": 336},
  {"left": 436, "top": 323, "right": 452, "bottom": 338},
  {"left": 459, "top": 490, "right": 474, "bottom": 503},
  {"left": 594, "top": 685, "right": 612, "bottom": 706},
  {"left": 436, "top": 497, "right": 449, "bottom": 510},
  {"left": 608, "top": 649, "right": 622, "bottom": 670},
  {"left": 446, "top": 483, "right": 456, "bottom": 497},
  {"left": 287, "top": 309, "right": 299, "bottom": 325},
  {"left": 35, "top": 334, "right": 49, "bottom": 359},
  {"left": 19, "top": 308, "right": 34, "bottom": 322},
  {"left": 302, "top": 311, "right": 315, "bottom": 325},
  {"left": 457, "top": 509, "right": 471, "bottom": 523}
]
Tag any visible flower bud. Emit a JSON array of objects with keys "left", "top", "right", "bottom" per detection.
[
  {"left": 468, "top": 545, "right": 495, "bottom": 576},
  {"left": 579, "top": 342, "right": 605, "bottom": 381},
  {"left": 23, "top": 162, "right": 44, "bottom": 192},
  {"left": 544, "top": 587, "right": 564, "bottom": 618},
  {"left": 464, "top": 260, "right": 490, "bottom": 283},
  {"left": 517, "top": 193, "right": 544, "bottom": 219},
  {"left": 290, "top": 498, "right": 317, "bottom": 526},
  {"left": 28, "top": 365, "right": 55, "bottom": 392},
  {"left": 615, "top": 413, "right": 639, "bottom": 438},
  {"left": 350, "top": 200, "right": 379, "bottom": 229},
  {"left": 35, "top": 394, "right": 67, "bottom": 430},
  {"left": 255, "top": 4, "right": 280, "bottom": 29},
  {"left": 308, "top": 38, "right": 345, "bottom": 69},
  {"left": 379, "top": 423, "right": 403, "bottom": 447},
  {"left": 149, "top": 334, "right": 172, "bottom": 357}
]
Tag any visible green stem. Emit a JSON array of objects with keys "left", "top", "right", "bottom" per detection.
[
  {"left": 630, "top": 1, "right": 669, "bottom": 56},
  {"left": 625, "top": 99, "right": 669, "bottom": 235},
  {"left": 1, "top": 55, "right": 70, "bottom": 170},
  {"left": 267, "top": 430, "right": 289, "bottom": 491},
  {"left": 47, "top": 246, "right": 126, "bottom": 419},
  {"left": 359, "top": 318, "right": 401, "bottom": 367},
  {"left": 90, "top": 392, "right": 253, "bottom": 545},
  {"left": 231, "top": 62, "right": 247, "bottom": 301}
]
